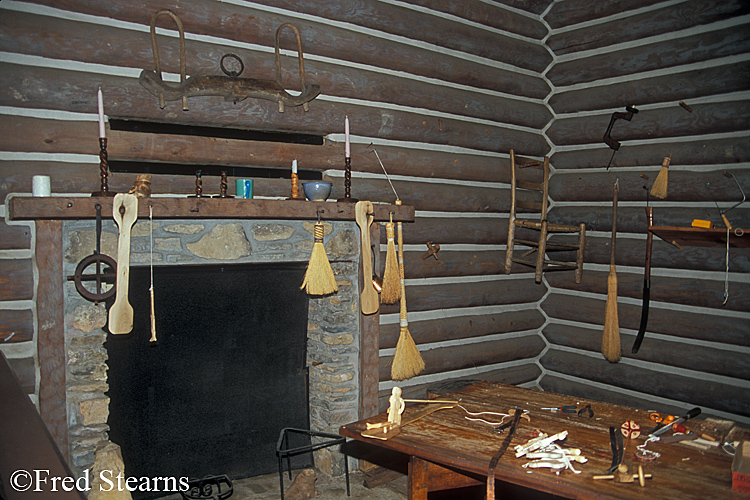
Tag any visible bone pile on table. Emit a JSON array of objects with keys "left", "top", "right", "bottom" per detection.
[{"left": 515, "top": 431, "right": 587, "bottom": 474}]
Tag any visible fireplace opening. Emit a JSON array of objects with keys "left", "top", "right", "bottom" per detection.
[{"left": 105, "top": 263, "right": 312, "bottom": 499}]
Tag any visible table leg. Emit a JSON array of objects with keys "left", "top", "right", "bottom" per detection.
[{"left": 408, "top": 456, "right": 429, "bottom": 500}]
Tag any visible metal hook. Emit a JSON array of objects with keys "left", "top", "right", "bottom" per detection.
[
  {"left": 149, "top": 9, "right": 187, "bottom": 110},
  {"left": 275, "top": 23, "right": 310, "bottom": 112}
]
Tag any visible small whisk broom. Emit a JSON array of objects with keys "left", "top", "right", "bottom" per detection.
[
  {"left": 650, "top": 156, "right": 670, "bottom": 199},
  {"left": 380, "top": 216, "right": 401, "bottom": 304},
  {"left": 301, "top": 220, "right": 338, "bottom": 296},
  {"left": 391, "top": 200, "right": 425, "bottom": 381}
]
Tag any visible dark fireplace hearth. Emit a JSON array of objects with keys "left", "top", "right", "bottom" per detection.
[
  {"left": 106, "top": 264, "right": 310, "bottom": 497},
  {"left": 61, "top": 218, "right": 362, "bottom": 486}
]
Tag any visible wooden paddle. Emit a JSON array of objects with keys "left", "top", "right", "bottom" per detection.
[
  {"left": 355, "top": 201, "right": 379, "bottom": 315},
  {"left": 108, "top": 193, "right": 138, "bottom": 334},
  {"left": 602, "top": 180, "right": 621, "bottom": 362}
]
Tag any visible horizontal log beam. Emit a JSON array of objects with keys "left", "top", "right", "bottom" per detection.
[
  {"left": 0, "top": 159, "right": 512, "bottom": 214},
  {"left": 550, "top": 205, "right": 750, "bottom": 234},
  {"left": 21, "top": 0, "right": 551, "bottom": 98},
  {"left": 545, "top": 269, "right": 750, "bottom": 313},
  {"left": 379, "top": 335, "right": 546, "bottom": 381},
  {"left": 579, "top": 234, "right": 750, "bottom": 273},
  {"left": 547, "top": 101, "right": 750, "bottom": 150},
  {"left": 540, "top": 292, "right": 750, "bottom": 347},
  {"left": 380, "top": 309, "right": 545, "bottom": 349},
  {"left": 538, "top": 375, "right": 720, "bottom": 421},
  {"left": 551, "top": 137, "right": 750, "bottom": 171},
  {"left": 0, "top": 221, "right": 31, "bottom": 250},
  {"left": 396, "top": 250, "right": 506, "bottom": 279},
  {"left": 0, "top": 259, "right": 34, "bottom": 302},
  {"left": 539, "top": 348, "right": 750, "bottom": 417},
  {"left": 0, "top": 9, "right": 551, "bottom": 128},
  {"left": 0, "top": 309, "right": 34, "bottom": 344},
  {"left": 380, "top": 278, "right": 547, "bottom": 315},
  {"left": 383, "top": 216, "right": 507, "bottom": 245},
  {"left": 0, "top": 63, "right": 548, "bottom": 156},
  {"left": 246, "top": 0, "right": 552, "bottom": 71},
  {"left": 550, "top": 168, "right": 750, "bottom": 203},
  {"left": 543, "top": 323, "right": 750, "bottom": 381},
  {"left": 395, "top": 0, "right": 548, "bottom": 38},
  {"left": 7, "top": 196, "right": 414, "bottom": 223},
  {"left": 548, "top": 60, "right": 750, "bottom": 114},
  {"left": 546, "top": 0, "right": 749, "bottom": 55},
  {"left": 547, "top": 25, "right": 750, "bottom": 87},
  {"left": 0, "top": 116, "right": 546, "bottom": 189},
  {"left": 378, "top": 364, "right": 542, "bottom": 412},
  {"left": 545, "top": 0, "right": 658, "bottom": 29}
]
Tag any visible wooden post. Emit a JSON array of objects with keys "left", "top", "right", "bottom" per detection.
[
  {"left": 408, "top": 456, "right": 429, "bottom": 500},
  {"left": 35, "top": 220, "right": 69, "bottom": 459}
]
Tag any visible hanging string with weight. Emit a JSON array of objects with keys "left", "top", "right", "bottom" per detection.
[{"left": 149, "top": 205, "right": 157, "bottom": 343}]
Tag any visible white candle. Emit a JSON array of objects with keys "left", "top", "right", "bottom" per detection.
[
  {"left": 292, "top": 159, "right": 297, "bottom": 174},
  {"left": 345, "top": 116, "right": 350, "bottom": 158},
  {"left": 32, "top": 175, "right": 51, "bottom": 197},
  {"left": 98, "top": 87, "right": 106, "bottom": 139}
]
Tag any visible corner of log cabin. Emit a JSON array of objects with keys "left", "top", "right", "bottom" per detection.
[{"left": 1, "top": 0, "right": 748, "bottom": 494}]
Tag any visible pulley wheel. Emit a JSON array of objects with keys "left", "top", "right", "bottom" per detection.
[{"left": 70, "top": 253, "right": 117, "bottom": 302}]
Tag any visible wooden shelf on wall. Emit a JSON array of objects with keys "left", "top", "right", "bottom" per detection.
[
  {"left": 650, "top": 225, "right": 749, "bottom": 248},
  {"left": 7, "top": 196, "right": 414, "bottom": 223}
]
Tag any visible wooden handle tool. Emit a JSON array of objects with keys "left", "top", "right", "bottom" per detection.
[
  {"left": 108, "top": 193, "right": 138, "bottom": 334},
  {"left": 355, "top": 201, "right": 379, "bottom": 315}
]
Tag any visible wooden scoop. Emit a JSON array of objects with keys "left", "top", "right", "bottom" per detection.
[
  {"left": 355, "top": 201, "right": 379, "bottom": 315},
  {"left": 108, "top": 193, "right": 138, "bottom": 334}
]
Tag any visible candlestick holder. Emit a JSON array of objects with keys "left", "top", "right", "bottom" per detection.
[
  {"left": 188, "top": 170, "right": 206, "bottom": 197},
  {"left": 91, "top": 138, "right": 116, "bottom": 197},
  {"left": 213, "top": 171, "right": 233, "bottom": 198},
  {"left": 288, "top": 172, "right": 304, "bottom": 200},
  {"left": 337, "top": 156, "right": 357, "bottom": 202}
]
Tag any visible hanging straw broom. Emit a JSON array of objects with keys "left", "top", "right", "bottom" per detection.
[
  {"left": 392, "top": 200, "right": 425, "bottom": 381},
  {"left": 301, "top": 221, "right": 338, "bottom": 296},
  {"left": 380, "top": 217, "right": 401, "bottom": 304},
  {"left": 602, "top": 180, "right": 621, "bottom": 363},
  {"left": 372, "top": 149, "right": 401, "bottom": 305},
  {"left": 650, "top": 156, "right": 670, "bottom": 199}
]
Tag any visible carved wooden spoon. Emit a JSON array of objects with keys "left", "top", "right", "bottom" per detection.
[
  {"left": 355, "top": 201, "right": 379, "bottom": 315},
  {"left": 108, "top": 193, "right": 138, "bottom": 334}
]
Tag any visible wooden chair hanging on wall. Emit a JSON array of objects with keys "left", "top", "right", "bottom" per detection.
[{"left": 504, "top": 150, "right": 586, "bottom": 283}]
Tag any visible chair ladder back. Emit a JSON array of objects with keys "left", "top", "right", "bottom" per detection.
[
  {"left": 508, "top": 149, "right": 518, "bottom": 220},
  {"left": 540, "top": 156, "right": 550, "bottom": 220},
  {"left": 505, "top": 153, "right": 583, "bottom": 284}
]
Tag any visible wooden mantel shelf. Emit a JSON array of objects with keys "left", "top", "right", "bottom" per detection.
[
  {"left": 650, "top": 225, "right": 749, "bottom": 248},
  {"left": 7, "top": 196, "right": 414, "bottom": 223}
]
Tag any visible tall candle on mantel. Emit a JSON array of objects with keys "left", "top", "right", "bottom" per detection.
[
  {"left": 345, "top": 116, "right": 350, "bottom": 159},
  {"left": 292, "top": 159, "right": 298, "bottom": 174},
  {"left": 97, "top": 87, "right": 106, "bottom": 139}
]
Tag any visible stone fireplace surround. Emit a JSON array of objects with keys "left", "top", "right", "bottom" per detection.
[{"left": 61, "top": 216, "right": 365, "bottom": 481}]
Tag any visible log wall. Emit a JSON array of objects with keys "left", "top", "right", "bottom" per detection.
[
  {"left": 541, "top": 0, "right": 750, "bottom": 422},
  {"left": 0, "top": 0, "right": 747, "bottom": 452}
]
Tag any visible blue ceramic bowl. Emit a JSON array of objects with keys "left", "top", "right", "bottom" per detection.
[{"left": 302, "top": 181, "right": 333, "bottom": 201}]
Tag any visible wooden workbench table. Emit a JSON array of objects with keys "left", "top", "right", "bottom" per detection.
[{"left": 339, "top": 381, "right": 743, "bottom": 499}]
